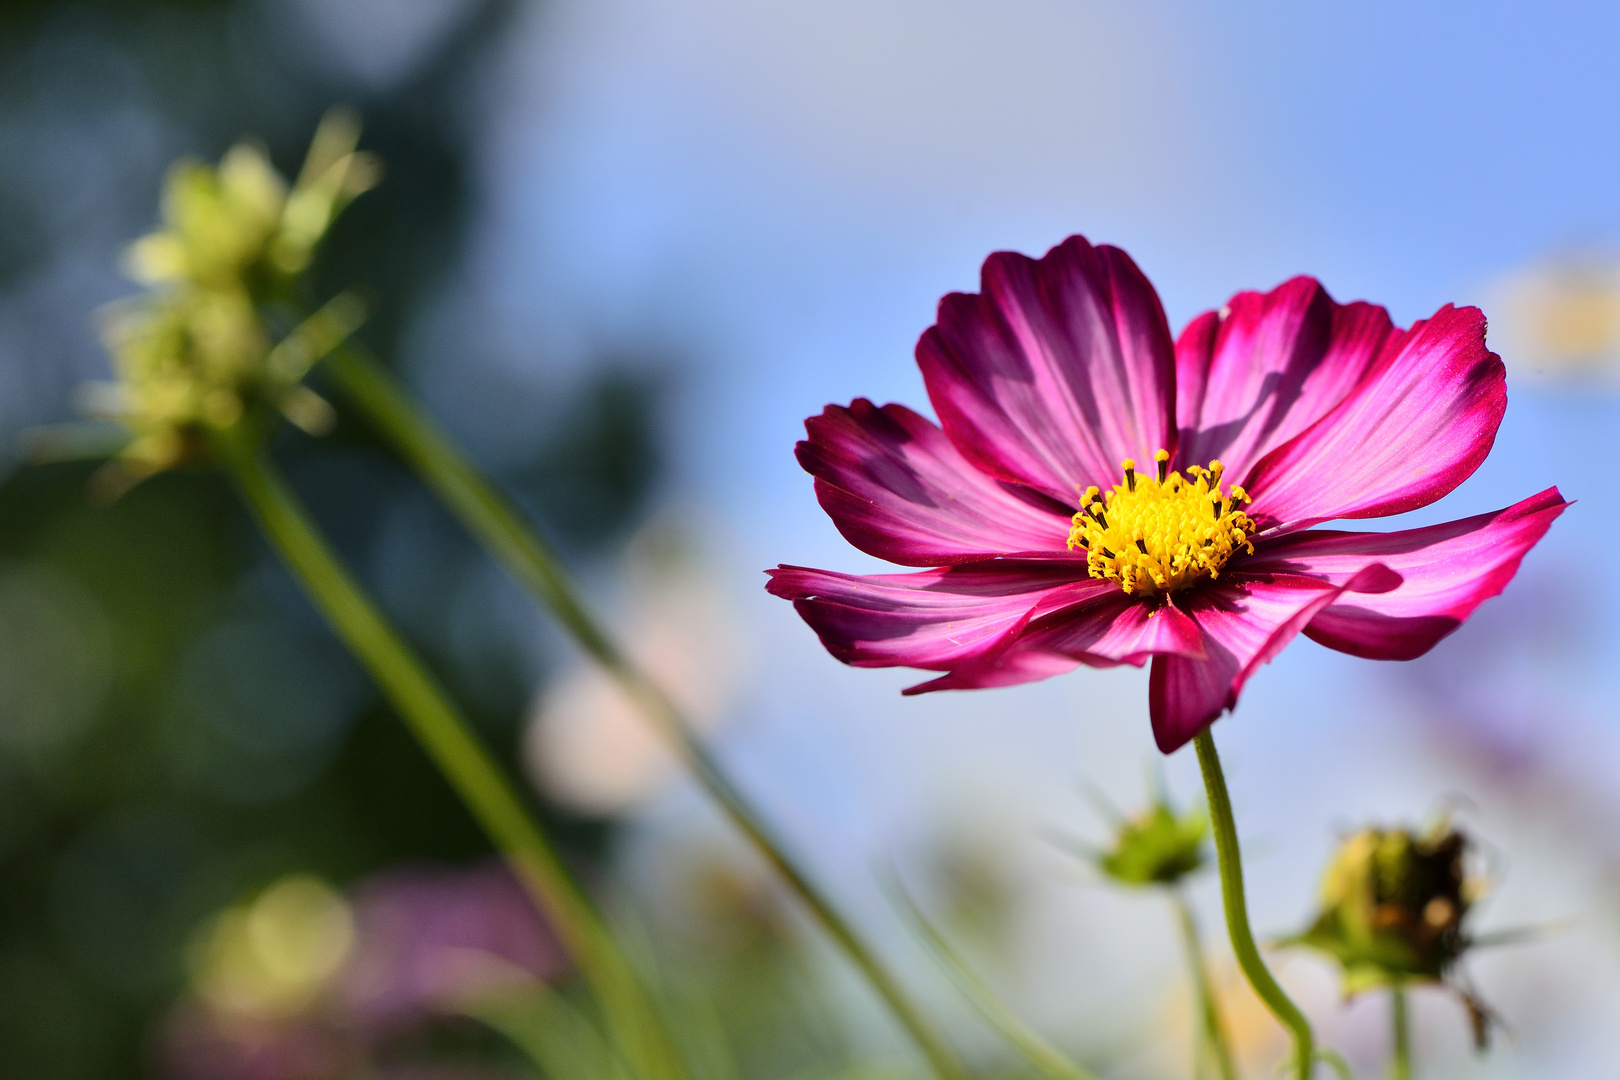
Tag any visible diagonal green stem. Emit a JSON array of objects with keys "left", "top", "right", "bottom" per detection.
[
  {"left": 1193, "top": 730, "right": 1314, "bottom": 1080},
  {"left": 1389, "top": 982, "right": 1411, "bottom": 1080},
  {"left": 1171, "top": 887, "right": 1239, "bottom": 1080},
  {"left": 218, "top": 433, "right": 683, "bottom": 1080},
  {"left": 894, "top": 879, "right": 1099, "bottom": 1080},
  {"left": 321, "top": 344, "right": 970, "bottom": 1080}
]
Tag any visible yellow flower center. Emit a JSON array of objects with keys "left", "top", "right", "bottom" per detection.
[{"left": 1067, "top": 449, "right": 1256, "bottom": 596}]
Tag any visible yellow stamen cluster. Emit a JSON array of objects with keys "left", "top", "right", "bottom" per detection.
[{"left": 1067, "top": 449, "right": 1255, "bottom": 596}]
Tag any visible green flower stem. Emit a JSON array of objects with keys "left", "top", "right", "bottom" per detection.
[
  {"left": 1171, "top": 886, "right": 1238, "bottom": 1080},
  {"left": 1193, "top": 730, "right": 1314, "bottom": 1080},
  {"left": 1390, "top": 983, "right": 1411, "bottom": 1080},
  {"left": 219, "top": 433, "right": 682, "bottom": 1080},
  {"left": 322, "top": 344, "right": 971, "bottom": 1080}
]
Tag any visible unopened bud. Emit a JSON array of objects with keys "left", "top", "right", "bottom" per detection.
[
  {"left": 1293, "top": 823, "right": 1478, "bottom": 994},
  {"left": 1096, "top": 798, "right": 1208, "bottom": 887},
  {"left": 94, "top": 110, "right": 373, "bottom": 479}
]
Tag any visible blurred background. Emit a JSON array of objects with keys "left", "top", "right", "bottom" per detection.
[{"left": 1, "top": 1, "right": 1619, "bottom": 1077}]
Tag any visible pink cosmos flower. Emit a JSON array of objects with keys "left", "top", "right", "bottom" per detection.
[{"left": 767, "top": 236, "right": 1566, "bottom": 752}]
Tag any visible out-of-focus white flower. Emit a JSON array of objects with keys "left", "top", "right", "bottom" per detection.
[
  {"left": 1488, "top": 253, "right": 1620, "bottom": 383},
  {"left": 524, "top": 519, "right": 744, "bottom": 816}
]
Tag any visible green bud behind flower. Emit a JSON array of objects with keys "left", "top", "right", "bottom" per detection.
[
  {"left": 90, "top": 110, "right": 379, "bottom": 481},
  {"left": 1293, "top": 823, "right": 1479, "bottom": 996},
  {"left": 1084, "top": 791, "right": 1237, "bottom": 1080},
  {"left": 1095, "top": 796, "right": 1209, "bottom": 887},
  {"left": 124, "top": 145, "right": 289, "bottom": 290}
]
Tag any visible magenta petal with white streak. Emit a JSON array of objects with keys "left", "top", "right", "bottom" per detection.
[
  {"left": 798, "top": 399, "right": 1072, "bottom": 566},
  {"left": 1175, "top": 277, "right": 1393, "bottom": 484},
  {"left": 1242, "top": 304, "right": 1507, "bottom": 531},
  {"left": 1245, "top": 487, "right": 1569, "bottom": 660},
  {"left": 917, "top": 236, "right": 1177, "bottom": 502},
  {"left": 765, "top": 562, "right": 1101, "bottom": 671},
  {"left": 902, "top": 588, "right": 1207, "bottom": 694}
]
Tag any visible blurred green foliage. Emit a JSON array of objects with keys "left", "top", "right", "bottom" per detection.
[{"left": 0, "top": 1, "right": 670, "bottom": 1076}]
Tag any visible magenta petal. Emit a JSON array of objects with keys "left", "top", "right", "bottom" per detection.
[
  {"left": 902, "top": 648, "right": 1091, "bottom": 694},
  {"left": 765, "top": 561, "right": 1096, "bottom": 672},
  {"left": 902, "top": 591, "right": 1204, "bottom": 694},
  {"left": 916, "top": 235, "right": 1177, "bottom": 502},
  {"left": 1244, "top": 487, "right": 1567, "bottom": 660},
  {"left": 1175, "top": 277, "right": 1393, "bottom": 484},
  {"left": 1083, "top": 600, "right": 1207, "bottom": 664},
  {"left": 1147, "top": 566, "right": 1394, "bottom": 752},
  {"left": 1242, "top": 304, "right": 1506, "bottom": 530},
  {"left": 797, "top": 399, "right": 1073, "bottom": 566}
]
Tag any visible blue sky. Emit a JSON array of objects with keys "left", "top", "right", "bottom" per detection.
[{"left": 433, "top": 3, "right": 1620, "bottom": 1070}]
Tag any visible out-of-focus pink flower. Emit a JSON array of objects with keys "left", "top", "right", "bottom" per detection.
[
  {"left": 160, "top": 1006, "right": 346, "bottom": 1080},
  {"left": 341, "top": 861, "right": 569, "bottom": 1035},
  {"left": 161, "top": 863, "right": 567, "bottom": 1080},
  {"left": 768, "top": 235, "right": 1565, "bottom": 751}
]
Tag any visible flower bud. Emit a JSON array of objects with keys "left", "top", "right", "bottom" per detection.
[
  {"left": 1096, "top": 797, "right": 1209, "bottom": 887},
  {"left": 1294, "top": 824, "right": 1478, "bottom": 995},
  {"left": 91, "top": 110, "right": 376, "bottom": 480}
]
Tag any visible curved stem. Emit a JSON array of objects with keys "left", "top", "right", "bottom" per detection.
[
  {"left": 1171, "top": 887, "right": 1238, "bottom": 1080},
  {"left": 1193, "top": 730, "right": 1314, "bottom": 1080},
  {"left": 321, "top": 345, "right": 970, "bottom": 1080},
  {"left": 220, "top": 435, "right": 683, "bottom": 1080},
  {"left": 1390, "top": 982, "right": 1411, "bottom": 1080}
]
